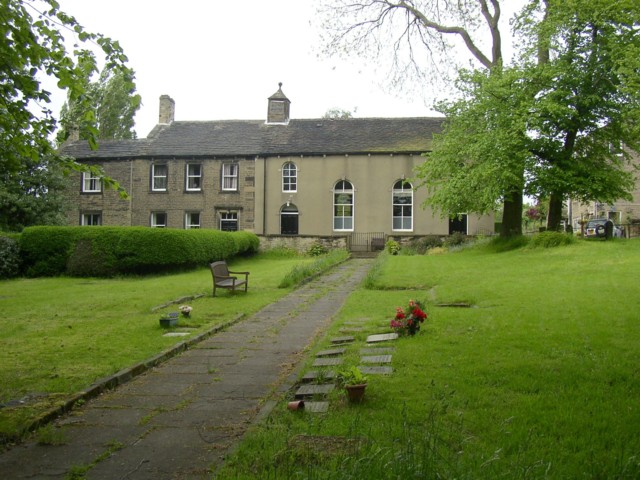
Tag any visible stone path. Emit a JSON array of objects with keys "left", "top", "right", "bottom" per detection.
[{"left": 0, "top": 258, "right": 374, "bottom": 480}]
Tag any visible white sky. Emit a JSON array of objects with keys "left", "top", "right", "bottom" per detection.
[{"left": 52, "top": 0, "right": 440, "bottom": 139}]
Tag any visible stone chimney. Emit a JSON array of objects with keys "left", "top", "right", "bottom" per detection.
[
  {"left": 266, "top": 83, "right": 290, "bottom": 124},
  {"left": 158, "top": 95, "right": 175, "bottom": 124}
]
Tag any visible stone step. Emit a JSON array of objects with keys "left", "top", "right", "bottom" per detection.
[
  {"left": 312, "top": 358, "right": 344, "bottom": 367},
  {"left": 330, "top": 336, "right": 355, "bottom": 345},
  {"left": 361, "top": 355, "right": 392, "bottom": 364},
  {"left": 316, "top": 347, "right": 346, "bottom": 357},
  {"left": 366, "top": 333, "right": 398, "bottom": 343},
  {"left": 295, "top": 384, "right": 335, "bottom": 399},
  {"left": 304, "top": 401, "right": 329, "bottom": 413},
  {"left": 360, "top": 347, "right": 395, "bottom": 355},
  {"left": 359, "top": 366, "right": 393, "bottom": 375},
  {"left": 301, "top": 370, "right": 336, "bottom": 383}
]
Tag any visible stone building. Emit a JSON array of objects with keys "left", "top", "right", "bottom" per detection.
[{"left": 61, "top": 84, "right": 494, "bottom": 247}]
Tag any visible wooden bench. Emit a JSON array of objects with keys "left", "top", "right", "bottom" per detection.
[{"left": 210, "top": 261, "right": 249, "bottom": 296}]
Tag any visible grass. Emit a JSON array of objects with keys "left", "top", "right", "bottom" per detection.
[
  {"left": 0, "top": 252, "right": 330, "bottom": 443},
  {"left": 217, "top": 239, "right": 640, "bottom": 479}
]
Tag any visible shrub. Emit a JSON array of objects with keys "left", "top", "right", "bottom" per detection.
[
  {"left": 20, "top": 227, "right": 260, "bottom": 277},
  {"left": 529, "top": 231, "right": 576, "bottom": 248},
  {"left": 279, "top": 249, "right": 349, "bottom": 288},
  {"left": 386, "top": 240, "right": 400, "bottom": 255},
  {"left": 443, "top": 232, "right": 467, "bottom": 248},
  {"left": 307, "top": 242, "right": 328, "bottom": 256},
  {"left": 0, "top": 236, "right": 21, "bottom": 279},
  {"left": 487, "top": 235, "right": 530, "bottom": 252},
  {"left": 20, "top": 226, "right": 84, "bottom": 277},
  {"left": 406, "top": 236, "right": 442, "bottom": 255}
]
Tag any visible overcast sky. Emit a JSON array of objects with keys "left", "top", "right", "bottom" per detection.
[{"left": 51, "top": 0, "right": 439, "bottom": 138}]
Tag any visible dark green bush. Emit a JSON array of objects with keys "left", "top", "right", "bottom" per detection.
[
  {"left": 529, "top": 231, "right": 576, "bottom": 248},
  {"left": 407, "top": 236, "right": 442, "bottom": 254},
  {"left": 20, "top": 226, "right": 84, "bottom": 277},
  {"left": 229, "top": 231, "right": 260, "bottom": 256},
  {"left": 0, "top": 236, "right": 21, "bottom": 278},
  {"left": 443, "top": 232, "right": 467, "bottom": 248},
  {"left": 20, "top": 227, "right": 259, "bottom": 277},
  {"left": 307, "top": 242, "right": 328, "bottom": 256},
  {"left": 487, "top": 235, "right": 530, "bottom": 252}
]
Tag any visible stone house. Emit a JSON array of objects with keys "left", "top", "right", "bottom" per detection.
[
  {"left": 567, "top": 150, "right": 640, "bottom": 232},
  {"left": 61, "top": 85, "right": 494, "bottom": 248}
]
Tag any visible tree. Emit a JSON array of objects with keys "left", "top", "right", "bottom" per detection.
[
  {"left": 322, "top": 107, "right": 356, "bottom": 119},
  {"left": 320, "top": 0, "right": 640, "bottom": 235},
  {"left": 0, "top": 156, "right": 70, "bottom": 231},
  {"left": 57, "top": 68, "right": 141, "bottom": 144},
  {"left": 518, "top": 0, "right": 640, "bottom": 230},
  {"left": 0, "top": 0, "right": 136, "bottom": 186},
  {"left": 319, "top": 0, "right": 526, "bottom": 236}
]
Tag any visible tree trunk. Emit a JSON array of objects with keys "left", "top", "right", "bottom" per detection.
[
  {"left": 546, "top": 193, "right": 564, "bottom": 231},
  {"left": 500, "top": 187, "right": 524, "bottom": 237}
]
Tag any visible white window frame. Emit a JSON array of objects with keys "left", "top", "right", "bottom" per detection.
[
  {"left": 81, "top": 212, "right": 102, "bottom": 226},
  {"left": 152, "top": 164, "right": 168, "bottom": 191},
  {"left": 151, "top": 212, "right": 167, "bottom": 228},
  {"left": 222, "top": 163, "right": 238, "bottom": 191},
  {"left": 185, "top": 212, "right": 201, "bottom": 229},
  {"left": 82, "top": 172, "right": 102, "bottom": 193},
  {"left": 282, "top": 162, "right": 297, "bottom": 192},
  {"left": 186, "top": 163, "right": 202, "bottom": 191},
  {"left": 220, "top": 211, "right": 238, "bottom": 231},
  {"left": 333, "top": 180, "right": 354, "bottom": 232},
  {"left": 392, "top": 180, "right": 413, "bottom": 231}
]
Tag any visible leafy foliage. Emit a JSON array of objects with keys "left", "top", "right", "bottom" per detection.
[
  {"left": 57, "top": 68, "right": 141, "bottom": 143},
  {"left": 529, "top": 231, "right": 576, "bottom": 248},
  {"left": 0, "top": 155, "right": 71, "bottom": 232},
  {"left": 0, "top": 236, "right": 21, "bottom": 278},
  {"left": 0, "top": 0, "right": 136, "bottom": 199},
  {"left": 19, "top": 226, "right": 259, "bottom": 277}
]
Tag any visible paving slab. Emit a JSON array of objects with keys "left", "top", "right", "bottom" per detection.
[
  {"left": 366, "top": 333, "right": 399, "bottom": 343},
  {"left": 301, "top": 370, "right": 336, "bottom": 383},
  {"left": 312, "top": 357, "right": 344, "bottom": 367},
  {"left": 316, "top": 347, "right": 346, "bottom": 357},
  {"left": 330, "top": 336, "right": 355, "bottom": 344},
  {"left": 360, "top": 347, "right": 395, "bottom": 355},
  {"left": 294, "top": 384, "right": 335, "bottom": 399},
  {"left": 361, "top": 355, "right": 393, "bottom": 364},
  {"left": 359, "top": 366, "right": 394, "bottom": 375},
  {"left": 303, "top": 402, "right": 330, "bottom": 413}
]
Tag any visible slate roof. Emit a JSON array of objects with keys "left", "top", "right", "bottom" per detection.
[{"left": 60, "top": 117, "right": 444, "bottom": 160}]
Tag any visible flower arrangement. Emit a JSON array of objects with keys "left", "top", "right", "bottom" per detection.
[
  {"left": 390, "top": 300, "right": 427, "bottom": 336},
  {"left": 179, "top": 305, "right": 192, "bottom": 317}
]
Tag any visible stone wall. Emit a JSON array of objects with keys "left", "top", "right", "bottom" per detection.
[
  {"left": 258, "top": 235, "right": 348, "bottom": 253},
  {"left": 65, "top": 157, "right": 255, "bottom": 230}
]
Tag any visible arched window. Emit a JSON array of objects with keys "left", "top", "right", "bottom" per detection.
[
  {"left": 280, "top": 204, "right": 299, "bottom": 235},
  {"left": 282, "top": 162, "right": 297, "bottom": 192},
  {"left": 333, "top": 180, "right": 354, "bottom": 231},
  {"left": 392, "top": 180, "right": 413, "bottom": 231}
]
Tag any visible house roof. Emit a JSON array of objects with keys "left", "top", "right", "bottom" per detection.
[{"left": 60, "top": 117, "right": 444, "bottom": 160}]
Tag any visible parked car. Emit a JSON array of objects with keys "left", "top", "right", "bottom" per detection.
[{"left": 584, "top": 218, "right": 624, "bottom": 238}]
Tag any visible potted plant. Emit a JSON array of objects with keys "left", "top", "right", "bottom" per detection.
[
  {"left": 337, "top": 366, "right": 368, "bottom": 403},
  {"left": 179, "top": 305, "right": 192, "bottom": 318},
  {"left": 159, "top": 312, "right": 179, "bottom": 328}
]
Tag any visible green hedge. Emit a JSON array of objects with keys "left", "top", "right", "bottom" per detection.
[{"left": 19, "top": 226, "right": 259, "bottom": 277}]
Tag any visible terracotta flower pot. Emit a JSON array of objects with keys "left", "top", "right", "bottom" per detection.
[
  {"left": 287, "top": 400, "right": 305, "bottom": 411},
  {"left": 345, "top": 383, "right": 367, "bottom": 403}
]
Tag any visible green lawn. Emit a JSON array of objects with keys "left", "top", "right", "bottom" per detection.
[
  {"left": 0, "top": 254, "right": 318, "bottom": 442},
  {"left": 219, "top": 239, "right": 640, "bottom": 479}
]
